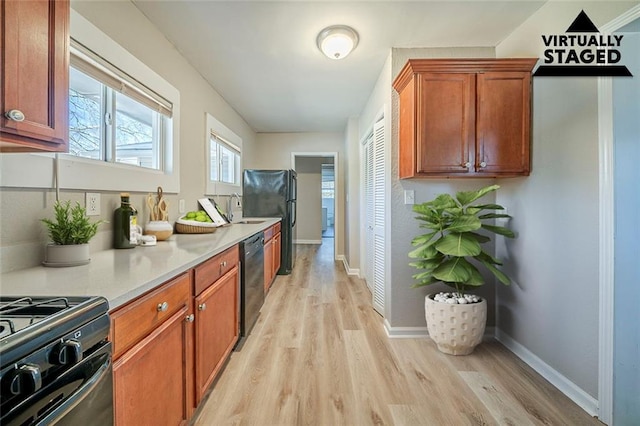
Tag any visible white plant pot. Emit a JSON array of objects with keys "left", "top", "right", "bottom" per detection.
[
  {"left": 43, "top": 243, "right": 90, "bottom": 267},
  {"left": 424, "top": 294, "right": 487, "bottom": 356}
]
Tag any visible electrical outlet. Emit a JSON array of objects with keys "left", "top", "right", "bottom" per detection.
[
  {"left": 86, "top": 193, "right": 101, "bottom": 216},
  {"left": 179, "top": 199, "right": 185, "bottom": 214}
]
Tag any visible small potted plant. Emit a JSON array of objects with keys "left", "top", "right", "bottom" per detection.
[
  {"left": 42, "top": 200, "right": 105, "bottom": 266},
  {"left": 409, "top": 184, "right": 514, "bottom": 355}
]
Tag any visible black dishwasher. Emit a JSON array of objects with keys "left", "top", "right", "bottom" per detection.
[{"left": 237, "top": 231, "right": 264, "bottom": 349}]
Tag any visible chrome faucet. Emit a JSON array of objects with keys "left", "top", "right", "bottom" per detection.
[{"left": 227, "top": 193, "right": 241, "bottom": 222}]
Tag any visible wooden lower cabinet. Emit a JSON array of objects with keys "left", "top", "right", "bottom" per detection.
[
  {"left": 273, "top": 232, "right": 281, "bottom": 275},
  {"left": 264, "top": 236, "right": 274, "bottom": 292},
  {"left": 110, "top": 273, "right": 194, "bottom": 425},
  {"left": 194, "top": 265, "right": 239, "bottom": 403},
  {"left": 112, "top": 305, "right": 193, "bottom": 426},
  {"left": 263, "top": 224, "right": 282, "bottom": 292},
  {"left": 110, "top": 243, "right": 245, "bottom": 424}
]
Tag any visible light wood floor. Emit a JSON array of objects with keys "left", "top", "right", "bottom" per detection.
[{"left": 195, "top": 242, "right": 601, "bottom": 426}]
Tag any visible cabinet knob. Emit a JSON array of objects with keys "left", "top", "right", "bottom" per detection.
[
  {"left": 4, "top": 109, "right": 25, "bottom": 122},
  {"left": 480, "top": 161, "right": 487, "bottom": 168},
  {"left": 157, "top": 302, "right": 169, "bottom": 312},
  {"left": 221, "top": 260, "right": 227, "bottom": 267},
  {"left": 185, "top": 314, "right": 195, "bottom": 323},
  {"left": 198, "top": 303, "right": 206, "bottom": 311},
  {"left": 464, "top": 162, "right": 471, "bottom": 169}
]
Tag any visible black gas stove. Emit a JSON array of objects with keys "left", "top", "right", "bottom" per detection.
[{"left": 0, "top": 296, "right": 113, "bottom": 425}]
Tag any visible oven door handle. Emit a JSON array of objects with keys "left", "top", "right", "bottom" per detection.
[{"left": 35, "top": 347, "right": 112, "bottom": 425}]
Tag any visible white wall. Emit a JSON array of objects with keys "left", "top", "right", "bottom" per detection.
[
  {"left": 494, "top": 0, "right": 639, "bottom": 403},
  {"left": 356, "top": 47, "right": 498, "bottom": 328},
  {"left": 344, "top": 117, "right": 360, "bottom": 270},
  {"left": 295, "top": 157, "right": 323, "bottom": 242},
  {"left": 0, "top": 0, "right": 257, "bottom": 272},
  {"left": 251, "top": 132, "right": 345, "bottom": 257}
]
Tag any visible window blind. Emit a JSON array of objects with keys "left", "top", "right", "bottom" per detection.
[
  {"left": 210, "top": 131, "right": 241, "bottom": 155},
  {"left": 70, "top": 38, "right": 173, "bottom": 118}
]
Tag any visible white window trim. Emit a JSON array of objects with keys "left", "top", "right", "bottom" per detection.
[
  {"left": 205, "top": 113, "right": 242, "bottom": 196},
  {"left": 0, "top": 9, "right": 181, "bottom": 193}
]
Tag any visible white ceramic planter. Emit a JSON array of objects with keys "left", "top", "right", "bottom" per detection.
[
  {"left": 43, "top": 243, "right": 90, "bottom": 267},
  {"left": 424, "top": 294, "right": 487, "bottom": 355}
]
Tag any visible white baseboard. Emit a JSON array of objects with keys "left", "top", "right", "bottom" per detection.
[
  {"left": 294, "top": 239, "right": 322, "bottom": 245},
  {"left": 384, "top": 320, "right": 428, "bottom": 338},
  {"left": 335, "top": 255, "right": 360, "bottom": 276},
  {"left": 383, "top": 320, "right": 495, "bottom": 341},
  {"left": 495, "top": 328, "right": 598, "bottom": 417}
]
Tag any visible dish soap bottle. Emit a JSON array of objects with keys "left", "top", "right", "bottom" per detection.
[{"left": 114, "top": 193, "right": 138, "bottom": 249}]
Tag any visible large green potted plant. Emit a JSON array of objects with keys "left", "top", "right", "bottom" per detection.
[
  {"left": 42, "top": 200, "right": 104, "bottom": 266},
  {"left": 409, "top": 184, "right": 514, "bottom": 355}
]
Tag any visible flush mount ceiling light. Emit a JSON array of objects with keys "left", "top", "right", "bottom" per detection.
[{"left": 316, "top": 25, "right": 359, "bottom": 60}]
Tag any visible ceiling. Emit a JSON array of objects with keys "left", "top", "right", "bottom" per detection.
[{"left": 132, "top": 1, "right": 547, "bottom": 133}]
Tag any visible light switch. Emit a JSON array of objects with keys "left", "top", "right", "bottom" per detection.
[{"left": 404, "top": 190, "right": 415, "bottom": 205}]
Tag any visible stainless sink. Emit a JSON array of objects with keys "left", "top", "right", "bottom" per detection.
[{"left": 235, "top": 220, "right": 265, "bottom": 225}]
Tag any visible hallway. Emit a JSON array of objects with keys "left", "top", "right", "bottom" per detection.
[{"left": 194, "top": 243, "right": 599, "bottom": 425}]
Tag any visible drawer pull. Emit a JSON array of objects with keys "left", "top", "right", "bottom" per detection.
[
  {"left": 185, "top": 314, "right": 195, "bottom": 323},
  {"left": 157, "top": 302, "right": 169, "bottom": 312},
  {"left": 198, "top": 303, "right": 207, "bottom": 311},
  {"left": 221, "top": 261, "right": 227, "bottom": 267}
]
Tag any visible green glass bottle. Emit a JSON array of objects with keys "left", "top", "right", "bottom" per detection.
[{"left": 114, "top": 193, "right": 138, "bottom": 249}]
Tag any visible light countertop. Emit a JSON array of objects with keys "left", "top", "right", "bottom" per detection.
[{"left": 0, "top": 218, "right": 280, "bottom": 310}]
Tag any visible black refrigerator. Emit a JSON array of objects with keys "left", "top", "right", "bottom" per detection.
[{"left": 242, "top": 169, "right": 297, "bottom": 274}]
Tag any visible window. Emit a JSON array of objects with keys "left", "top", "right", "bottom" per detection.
[
  {"left": 322, "top": 164, "right": 335, "bottom": 199},
  {"left": 210, "top": 134, "right": 240, "bottom": 185},
  {"left": 0, "top": 9, "right": 180, "bottom": 193},
  {"left": 206, "top": 113, "right": 242, "bottom": 195},
  {"left": 68, "top": 40, "right": 172, "bottom": 170}
]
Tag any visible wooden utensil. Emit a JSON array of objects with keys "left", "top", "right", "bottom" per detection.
[
  {"left": 146, "top": 193, "right": 157, "bottom": 221},
  {"left": 156, "top": 186, "right": 168, "bottom": 221}
]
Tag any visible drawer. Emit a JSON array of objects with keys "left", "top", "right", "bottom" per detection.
[
  {"left": 110, "top": 272, "right": 191, "bottom": 360},
  {"left": 194, "top": 245, "right": 239, "bottom": 296},
  {"left": 273, "top": 221, "right": 281, "bottom": 234},
  {"left": 263, "top": 225, "right": 274, "bottom": 241}
]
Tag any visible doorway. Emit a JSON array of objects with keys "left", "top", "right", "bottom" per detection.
[
  {"left": 321, "top": 163, "right": 335, "bottom": 239},
  {"left": 291, "top": 152, "right": 338, "bottom": 256},
  {"left": 611, "top": 17, "right": 639, "bottom": 425}
]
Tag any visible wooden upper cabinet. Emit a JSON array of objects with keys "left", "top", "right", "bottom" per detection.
[
  {"left": 416, "top": 73, "right": 475, "bottom": 175},
  {"left": 393, "top": 58, "right": 537, "bottom": 178},
  {"left": 476, "top": 71, "right": 532, "bottom": 176},
  {"left": 0, "top": 0, "right": 69, "bottom": 152}
]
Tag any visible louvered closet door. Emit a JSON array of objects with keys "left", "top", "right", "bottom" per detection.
[
  {"left": 372, "top": 119, "right": 386, "bottom": 315},
  {"left": 364, "top": 134, "right": 374, "bottom": 293}
]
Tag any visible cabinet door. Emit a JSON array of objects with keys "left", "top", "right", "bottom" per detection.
[
  {"left": 416, "top": 73, "right": 475, "bottom": 175},
  {"left": 195, "top": 266, "right": 239, "bottom": 403},
  {"left": 476, "top": 71, "right": 531, "bottom": 175},
  {"left": 264, "top": 237, "right": 273, "bottom": 291},
  {"left": 0, "top": 0, "right": 69, "bottom": 152},
  {"left": 113, "top": 306, "right": 193, "bottom": 426},
  {"left": 273, "top": 232, "right": 281, "bottom": 279}
]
